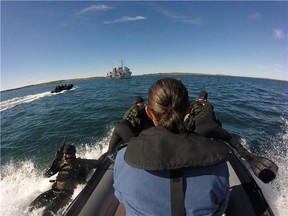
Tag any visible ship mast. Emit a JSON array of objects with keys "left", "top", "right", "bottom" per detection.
[{"left": 120, "top": 59, "right": 124, "bottom": 67}]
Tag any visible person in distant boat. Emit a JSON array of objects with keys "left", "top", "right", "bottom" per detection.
[
  {"left": 28, "top": 145, "right": 100, "bottom": 216},
  {"left": 107, "top": 96, "right": 153, "bottom": 155},
  {"left": 184, "top": 90, "right": 278, "bottom": 183},
  {"left": 114, "top": 78, "right": 230, "bottom": 215}
]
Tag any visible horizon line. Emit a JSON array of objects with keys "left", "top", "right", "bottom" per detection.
[{"left": 1, "top": 72, "right": 287, "bottom": 93}]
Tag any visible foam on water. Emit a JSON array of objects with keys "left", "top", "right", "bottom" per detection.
[
  {"left": 0, "top": 133, "right": 110, "bottom": 216},
  {"left": 0, "top": 92, "right": 52, "bottom": 112},
  {"left": 240, "top": 117, "right": 288, "bottom": 215},
  {"left": 0, "top": 88, "right": 76, "bottom": 112},
  {"left": 266, "top": 117, "right": 288, "bottom": 215}
]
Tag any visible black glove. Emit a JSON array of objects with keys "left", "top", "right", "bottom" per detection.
[
  {"left": 43, "top": 169, "right": 54, "bottom": 178},
  {"left": 43, "top": 145, "right": 65, "bottom": 178},
  {"left": 56, "top": 145, "right": 65, "bottom": 158},
  {"left": 55, "top": 149, "right": 63, "bottom": 160},
  {"left": 43, "top": 155, "right": 62, "bottom": 178}
]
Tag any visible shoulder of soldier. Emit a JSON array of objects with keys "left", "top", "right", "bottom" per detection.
[
  {"left": 204, "top": 100, "right": 214, "bottom": 107},
  {"left": 123, "top": 105, "right": 137, "bottom": 119},
  {"left": 190, "top": 100, "right": 202, "bottom": 109},
  {"left": 189, "top": 100, "right": 195, "bottom": 107}
]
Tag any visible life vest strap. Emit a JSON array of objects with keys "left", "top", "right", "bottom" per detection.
[{"left": 170, "top": 169, "right": 185, "bottom": 216}]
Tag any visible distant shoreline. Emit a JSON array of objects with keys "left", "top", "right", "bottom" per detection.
[
  {"left": 1, "top": 73, "right": 287, "bottom": 93},
  {"left": 1, "top": 76, "right": 104, "bottom": 93}
]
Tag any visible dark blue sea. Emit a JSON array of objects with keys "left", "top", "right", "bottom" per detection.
[{"left": 1, "top": 75, "right": 287, "bottom": 215}]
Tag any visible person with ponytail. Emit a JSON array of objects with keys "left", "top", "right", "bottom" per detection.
[{"left": 113, "top": 78, "right": 231, "bottom": 216}]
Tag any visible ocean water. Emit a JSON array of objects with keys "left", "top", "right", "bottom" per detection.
[{"left": 1, "top": 75, "right": 287, "bottom": 215}]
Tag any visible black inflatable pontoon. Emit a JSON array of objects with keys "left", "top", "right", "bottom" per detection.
[{"left": 51, "top": 84, "right": 73, "bottom": 93}]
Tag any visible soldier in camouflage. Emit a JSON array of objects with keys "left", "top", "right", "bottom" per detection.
[
  {"left": 184, "top": 90, "right": 278, "bottom": 183},
  {"left": 184, "top": 90, "right": 231, "bottom": 141},
  {"left": 108, "top": 96, "right": 153, "bottom": 155},
  {"left": 28, "top": 145, "right": 98, "bottom": 216},
  {"left": 122, "top": 96, "right": 145, "bottom": 127}
]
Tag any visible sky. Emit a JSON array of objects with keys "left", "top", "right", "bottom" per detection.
[{"left": 1, "top": 0, "right": 287, "bottom": 91}]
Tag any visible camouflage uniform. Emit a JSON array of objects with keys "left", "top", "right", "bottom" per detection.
[
  {"left": 29, "top": 156, "right": 87, "bottom": 215},
  {"left": 108, "top": 104, "right": 153, "bottom": 155},
  {"left": 53, "top": 158, "right": 87, "bottom": 190},
  {"left": 185, "top": 99, "right": 221, "bottom": 132},
  {"left": 123, "top": 105, "right": 143, "bottom": 128}
]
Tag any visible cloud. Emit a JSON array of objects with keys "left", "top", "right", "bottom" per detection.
[
  {"left": 155, "top": 7, "right": 185, "bottom": 19},
  {"left": 75, "top": 4, "right": 114, "bottom": 15},
  {"left": 150, "top": 3, "right": 201, "bottom": 26},
  {"left": 273, "top": 29, "right": 285, "bottom": 39},
  {"left": 248, "top": 12, "right": 262, "bottom": 21},
  {"left": 103, "top": 16, "right": 146, "bottom": 24},
  {"left": 182, "top": 18, "right": 202, "bottom": 26}
]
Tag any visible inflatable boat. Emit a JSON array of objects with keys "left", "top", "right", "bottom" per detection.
[
  {"left": 51, "top": 84, "right": 73, "bottom": 93},
  {"left": 63, "top": 151, "right": 274, "bottom": 216}
]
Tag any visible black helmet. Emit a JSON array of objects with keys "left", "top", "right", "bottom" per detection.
[
  {"left": 63, "top": 145, "right": 76, "bottom": 155},
  {"left": 199, "top": 91, "right": 208, "bottom": 100},
  {"left": 134, "top": 96, "right": 144, "bottom": 105}
]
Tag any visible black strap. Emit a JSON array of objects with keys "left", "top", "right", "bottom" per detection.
[{"left": 170, "top": 170, "right": 185, "bottom": 216}]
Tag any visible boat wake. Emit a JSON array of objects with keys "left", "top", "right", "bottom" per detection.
[
  {"left": 244, "top": 116, "right": 288, "bottom": 216},
  {"left": 0, "top": 92, "right": 52, "bottom": 112},
  {"left": 0, "top": 88, "right": 75, "bottom": 112}
]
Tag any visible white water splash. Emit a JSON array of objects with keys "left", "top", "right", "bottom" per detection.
[
  {"left": 0, "top": 132, "right": 110, "bottom": 216},
  {"left": 240, "top": 117, "right": 288, "bottom": 215},
  {"left": 265, "top": 117, "right": 288, "bottom": 215},
  {"left": 250, "top": 152, "right": 288, "bottom": 216},
  {"left": 0, "top": 92, "right": 52, "bottom": 112},
  {"left": 0, "top": 88, "right": 76, "bottom": 112},
  {"left": 0, "top": 160, "right": 48, "bottom": 216}
]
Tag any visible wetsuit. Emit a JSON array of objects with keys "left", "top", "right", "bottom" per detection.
[
  {"left": 28, "top": 157, "right": 88, "bottom": 216},
  {"left": 28, "top": 189, "right": 73, "bottom": 216},
  {"left": 108, "top": 119, "right": 138, "bottom": 154}
]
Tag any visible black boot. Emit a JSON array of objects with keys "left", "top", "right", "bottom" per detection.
[
  {"left": 228, "top": 136, "right": 278, "bottom": 183},
  {"left": 249, "top": 155, "right": 278, "bottom": 183}
]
